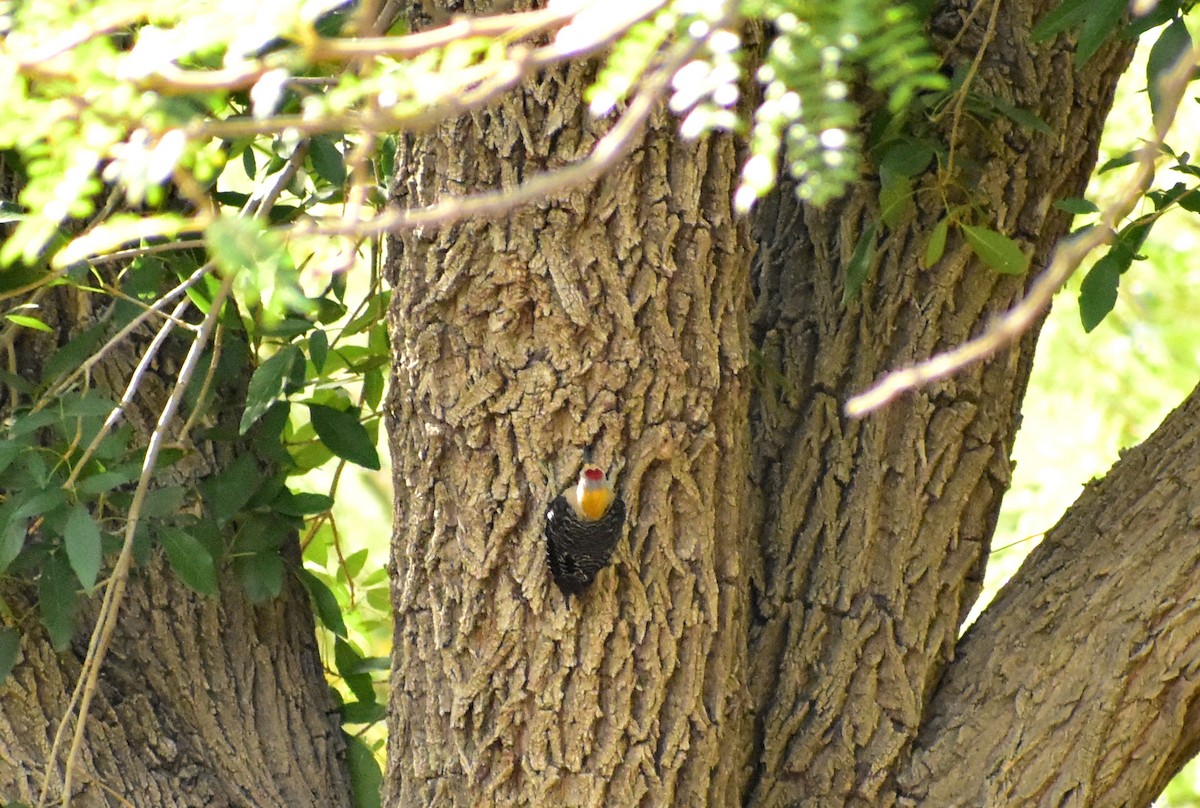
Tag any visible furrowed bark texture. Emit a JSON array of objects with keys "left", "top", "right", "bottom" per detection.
[
  {"left": 0, "top": 286, "right": 349, "bottom": 807},
  {"left": 385, "top": 16, "right": 753, "bottom": 808},
  {"left": 743, "top": 2, "right": 1133, "bottom": 805},
  {"left": 900, "top": 381, "right": 1200, "bottom": 807}
]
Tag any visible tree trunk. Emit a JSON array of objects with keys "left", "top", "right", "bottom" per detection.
[
  {"left": 385, "top": 54, "right": 755, "bottom": 806},
  {"left": 0, "top": 277, "right": 350, "bottom": 806},
  {"left": 744, "top": 2, "right": 1135, "bottom": 802},
  {"left": 383, "top": 0, "right": 1185, "bottom": 806}
]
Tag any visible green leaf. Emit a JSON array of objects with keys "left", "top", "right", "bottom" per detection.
[
  {"left": 201, "top": 454, "right": 262, "bottom": 523},
  {"left": 308, "top": 404, "right": 380, "bottom": 470},
  {"left": 1099, "top": 152, "right": 1136, "bottom": 173},
  {"left": 140, "top": 485, "right": 187, "bottom": 518},
  {"left": 962, "top": 225, "right": 1029, "bottom": 275},
  {"left": 1147, "top": 17, "right": 1193, "bottom": 121},
  {"left": 345, "top": 732, "right": 383, "bottom": 808},
  {"left": 309, "top": 329, "right": 329, "bottom": 374},
  {"left": 39, "top": 554, "right": 78, "bottom": 652},
  {"left": 1074, "top": 0, "right": 1125, "bottom": 67},
  {"left": 206, "top": 215, "right": 285, "bottom": 278},
  {"left": 362, "top": 367, "right": 384, "bottom": 411},
  {"left": 1032, "top": 0, "right": 1094, "bottom": 42},
  {"left": 1178, "top": 189, "right": 1200, "bottom": 214},
  {"left": 0, "top": 512, "right": 25, "bottom": 575},
  {"left": 235, "top": 551, "right": 283, "bottom": 603},
  {"left": 0, "top": 441, "right": 24, "bottom": 477},
  {"left": 879, "top": 139, "right": 934, "bottom": 178},
  {"left": 241, "top": 345, "right": 302, "bottom": 434},
  {"left": 334, "top": 638, "right": 377, "bottom": 703},
  {"left": 0, "top": 626, "right": 18, "bottom": 685},
  {"left": 923, "top": 216, "right": 949, "bottom": 269},
  {"left": 1054, "top": 197, "right": 1099, "bottom": 215},
  {"left": 161, "top": 527, "right": 219, "bottom": 596},
  {"left": 12, "top": 488, "right": 69, "bottom": 524},
  {"left": 41, "top": 322, "right": 106, "bottom": 384},
  {"left": 979, "top": 96, "right": 1054, "bottom": 136},
  {"left": 341, "top": 548, "right": 370, "bottom": 580},
  {"left": 5, "top": 314, "right": 52, "bottom": 332},
  {"left": 76, "top": 464, "right": 142, "bottom": 495},
  {"left": 274, "top": 491, "right": 334, "bottom": 516},
  {"left": 1078, "top": 252, "right": 1121, "bottom": 332},
  {"left": 64, "top": 506, "right": 102, "bottom": 592},
  {"left": 341, "top": 700, "right": 386, "bottom": 724},
  {"left": 300, "top": 568, "right": 347, "bottom": 638},
  {"left": 842, "top": 221, "right": 879, "bottom": 303},
  {"left": 242, "top": 143, "right": 257, "bottom": 178},
  {"left": 310, "top": 137, "right": 348, "bottom": 187},
  {"left": 879, "top": 170, "right": 913, "bottom": 228}
]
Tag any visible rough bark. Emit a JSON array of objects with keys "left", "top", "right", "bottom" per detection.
[
  {"left": 0, "top": 281, "right": 350, "bottom": 807},
  {"left": 901, "top": 381, "right": 1200, "bottom": 807},
  {"left": 0, "top": 557, "right": 347, "bottom": 808},
  {"left": 385, "top": 15, "right": 754, "bottom": 808},
  {"left": 744, "top": 2, "right": 1135, "bottom": 805},
  {"left": 382, "top": 1, "right": 1200, "bottom": 808}
]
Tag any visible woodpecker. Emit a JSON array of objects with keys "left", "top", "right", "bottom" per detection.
[{"left": 544, "top": 464, "right": 626, "bottom": 600}]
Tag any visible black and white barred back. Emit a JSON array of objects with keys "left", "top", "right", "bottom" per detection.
[{"left": 544, "top": 494, "right": 626, "bottom": 600}]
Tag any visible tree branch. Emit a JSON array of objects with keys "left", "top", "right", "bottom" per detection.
[{"left": 900, "top": 381, "right": 1200, "bottom": 806}]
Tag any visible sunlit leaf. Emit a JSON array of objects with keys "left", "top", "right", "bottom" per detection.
[
  {"left": 923, "top": 216, "right": 949, "bottom": 268},
  {"left": 962, "top": 225, "right": 1029, "bottom": 275}
]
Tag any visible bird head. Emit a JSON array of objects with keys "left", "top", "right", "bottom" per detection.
[{"left": 574, "top": 464, "right": 615, "bottom": 521}]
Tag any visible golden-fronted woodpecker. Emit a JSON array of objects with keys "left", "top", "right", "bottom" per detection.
[{"left": 544, "top": 464, "right": 626, "bottom": 600}]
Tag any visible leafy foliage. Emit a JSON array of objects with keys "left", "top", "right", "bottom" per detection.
[{"left": 730, "top": 1, "right": 945, "bottom": 209}]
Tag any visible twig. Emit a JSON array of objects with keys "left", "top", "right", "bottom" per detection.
[
  {"left": 845, "top": 46, "right": 1199, "bottom": 418},
  {"left": 941, "top": 0, "right": 1002, "bottom": 178},
  {"left": 177, "top": 320, "right": 224, "bottom": 439},
  {"left": 61, "top": 296, "right": 192, "bottom": 490}
]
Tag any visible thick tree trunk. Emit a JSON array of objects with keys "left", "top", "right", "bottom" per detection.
[
  {"left": 381, "top": 0, "right": 1166, "bottom": 805},
  {"left": 0, "top": 283, "right": 350, "bottom": 807},
  {"left": 385, "top": 11, "right": 753, "bottom": 807},
  {"left": 744, "top": 2, "right": 1135, "bottom": 803}
]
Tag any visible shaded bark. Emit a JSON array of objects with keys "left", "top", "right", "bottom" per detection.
[
  {"left": 0, "top": 283, "right": 350, "bottom": 807},
  {"left": 0, "top": 558, "right": 348, "bottom": 808}
]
